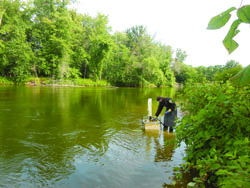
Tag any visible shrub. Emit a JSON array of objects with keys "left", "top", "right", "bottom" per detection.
[
  {"left": 176, "top": 81, "right": 250, "bottom": 187},
  {"left": 0, "top": 77, "right": 14, "bottom": 85}
]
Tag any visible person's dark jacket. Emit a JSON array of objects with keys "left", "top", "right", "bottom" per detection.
[{"left": 155, "top": 97, "right": 176, "bottom": 117}]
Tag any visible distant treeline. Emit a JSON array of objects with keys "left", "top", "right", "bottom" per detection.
[
  {"left": 0, "top": 0, "right": 244, "bottom": 86},
  {"left": 173, "top": 59, "right": 243, "bottom": 84},
  {"left": 0, "top": 0, "right": 175, "bottom": 87}
]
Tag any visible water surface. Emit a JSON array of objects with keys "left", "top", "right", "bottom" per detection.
[{"left": 0, "top": 86, "right": 187, "bottom": 188}]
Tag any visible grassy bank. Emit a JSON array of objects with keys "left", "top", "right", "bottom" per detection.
[
  {"left": 0, "top": 76, "right": 111, "bottom": 87},
  {"left": 1, "top": 76, "right": 177, "bottom": 88},
  {"left": 25, "top": 77, "right": 112, "bottom": 87}
]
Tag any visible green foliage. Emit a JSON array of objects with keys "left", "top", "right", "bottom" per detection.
[
  {"left": 68, "top": 68, "right": 82, "bottom": 79},
  {"left": 82, "top": 13, "right": 112, "bottom": 81},
  {"left": 0, "top": 0, "right": 33, "bottom": 82},
  {"left": 103, "top": 32, "right": 133, "bottom": 86},
  {"left": 222, "top": 19, "right": 241, "bottom": 54},
  {"left": 173, "top": 62, "right": 205, "bottom": 84},
  {"left": 208, "top": 5, "right": 250, "bottom": 54},
  {"left": 231, "top": 65, "right": 250, "bottom": 86},
  {"left": 213, "top": 60, "right": 243, "bottom": 83},
  {"left": 207, "top": 7, "right": 236, "bottom": 30},
  {"left": 173, "top": 59, "right": 244, "bottom": 85},
  {"left": 155, "top": 44, "right": 174, "bottom": 87},
  {"left": 172, "top": 49, "right": 202, "bottom": 84},
  {"left": 103, "top": 26, "right": 174, "bottom": 87},
  {"left": 0, "top": 76, "right": 14, "bottom": 85},
  {"left": 237, "top": 5, "right": 250, "bottom": 23},
  {"left": 31, "top": 0, "right": 73, "bottom": 79},
  {"left": 0, "top": 1, "right": 175, "bottom": 87},
  {"left": 176, "top": 82, "right": 250, "bottom": 187},
  {"left": 44, "top": 78, "right": 110, "bottom": 87}
]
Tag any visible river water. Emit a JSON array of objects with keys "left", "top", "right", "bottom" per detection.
[{"left": 0, "top": 86, "right": 189, "bottom": 188}]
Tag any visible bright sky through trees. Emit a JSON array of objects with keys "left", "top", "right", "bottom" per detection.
[{"left": 72, "top": 0, "right": 250, "bottom": 67}]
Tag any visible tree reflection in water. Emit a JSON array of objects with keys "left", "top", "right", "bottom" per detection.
[
  {"left": 143, "top": 129, "right": 175, "bottom": 162},
  {"left": 143, "top": 129, "right": 194, "bottom": 188}
]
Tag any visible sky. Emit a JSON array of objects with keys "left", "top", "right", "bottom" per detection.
[{"left": 71, "top": 0, "right": 250, "bottom": 67}]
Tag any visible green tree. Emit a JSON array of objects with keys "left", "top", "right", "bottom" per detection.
[
  {"left": 83, "top": 14, "right": 112, "bottom": 80},
  {"left": 125, "top": 25, "right": 153, "bottom": 86},
  {"left": 0, "top": 0, "right": 34, "bottom": 82},
  {"left": 172, "top": 49, "right": 189, "bottom": 83},
  {"left": 154, "top": 44, "right": 174, "bottom": 87},
  {"left": 141, "top": 56, "right": 166, "bottom": 87},
  {"left": 0, "top": 1, "right": 177, "bottom": 86},
  {"left": 68, "top": 10, "right": 88, "bottom": 78},
  {"left": 213, "top": 60, "right": 242, "bottom": 83},
  {"left": 32, "top": 0, "right": 73, "bottom": 79},
  {"left": 124, "top": 25, "right": 175, "bottom": 87},
  {"left": 103, "top": 31, "right": 132, "bottom": 86}
]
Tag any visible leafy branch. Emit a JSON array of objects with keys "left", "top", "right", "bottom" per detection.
[{"left": 207, "top": 5, "right": 250, "bottom": 54}]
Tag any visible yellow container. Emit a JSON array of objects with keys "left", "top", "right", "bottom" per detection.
[{"left": 143, "top": 119, "right": 160, "bottom": 130}]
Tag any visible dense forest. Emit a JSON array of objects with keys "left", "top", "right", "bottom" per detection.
[
  {"left": 0, "top": 0, "right": 245, "bottom": 87},
  {"left": 0, "top": 0, "right": 175, "bottom": 86}
]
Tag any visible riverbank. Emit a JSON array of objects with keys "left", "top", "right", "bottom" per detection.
[
  {"left": 0, "top": 76, "right": 177, "bottom": 88},
  {"left": 29, "top": 78, "right": 111, "bottom": 87},
  {"left": 0, "top": 77, "right": 112, "bottom": 87}
]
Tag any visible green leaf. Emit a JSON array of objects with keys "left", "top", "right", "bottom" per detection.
[
  {"left": 207, "top": 7, "right": 236, "bottom": 30},
  {"left": 216, "top": 169, "right": 228, "bottom": 175},
  {"left": 173, "top": 167, "right": 181, "bottom": 171},
  {"left": 224, "top": 152, "right": 233, "bottom": 157},
  {"left": 234, "top": 140, "right": 246, "bottom": 145},
  {"left": 211, "top": 163, "right": 221, "bottom": 170},
  {"left": 237, "top": 5, "right": 250, "bottom": 23},
  {"left": 200, "top": 184, "right": 205, "bottom": 188},
  {"left": 187, "top": 182, "right": 196, "bottom": 187},
  {"left": 172, "top": 180, "right": 177, "bottom": 186},
  {"left": 245, "top": 137, "right": 249, "bottom": 143},
  {"left": 231, "top": 65, "right": 250, "bottom": 86},
  {"left": 223, "top": 19, "right": 242, "bottom": 54}
]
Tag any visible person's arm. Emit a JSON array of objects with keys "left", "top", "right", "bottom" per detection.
[{"left": 155, "top": 103, "right": 163, "bottom": 117}]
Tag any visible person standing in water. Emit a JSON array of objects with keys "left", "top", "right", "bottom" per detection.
[{"left": 154, "top": 96, "right": 177, "bottom": 132}]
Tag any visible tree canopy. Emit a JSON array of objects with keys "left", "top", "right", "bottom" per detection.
[
  {"left": 0, "top": 0, "right": 175, "bottom": 87},
  {"left": 0, "top": 0, "right": 247, "bottom": 87}
]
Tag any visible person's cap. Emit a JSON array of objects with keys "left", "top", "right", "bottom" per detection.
[{"left": 156, "top": 96, "right": 162, "bottom": 102}]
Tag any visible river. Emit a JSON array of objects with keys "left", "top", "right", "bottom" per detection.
[{"left": 0, "top": 86, "right": 190, "bottom": 188}]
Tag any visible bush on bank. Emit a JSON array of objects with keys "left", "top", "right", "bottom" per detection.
[
  {"left": 176, "top": 81, "right": 250, "bottom": 187},
  {"left": 44, "top": 78, "right": 111, "bottom": 87},
  {"left": 0, "top": 77, "right": 15, "bottom": 85}
]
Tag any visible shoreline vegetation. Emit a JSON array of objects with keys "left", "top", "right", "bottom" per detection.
[
  {"left": 0, "top": 76, "right": 181, "bottom": 88},
  {"left": 0, "top": 76, "right": 111, "bottom": 87},
  {"left": 0, "top": 1, "right": 175, "bottom": 88}
]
